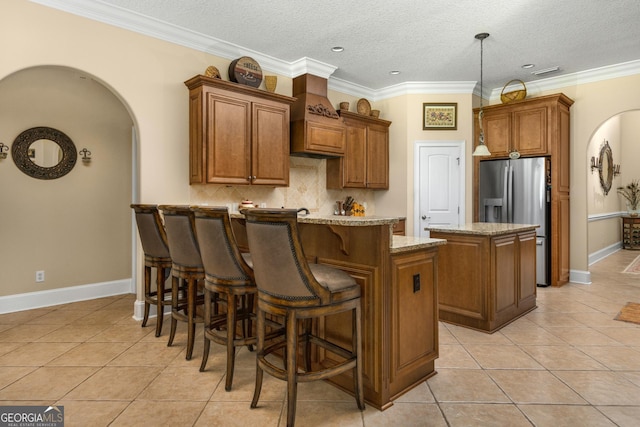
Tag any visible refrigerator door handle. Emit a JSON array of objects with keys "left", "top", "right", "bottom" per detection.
[{"left": 501, "top": 165, "right": 509, "bottom": 223}]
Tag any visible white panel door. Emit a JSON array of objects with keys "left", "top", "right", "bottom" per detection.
[{"left": 415, "top": 142, "right": 464, "bottom": 238}]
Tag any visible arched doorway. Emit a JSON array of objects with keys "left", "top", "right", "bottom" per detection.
[
  {"left": 0, "top": 65, "right": 136, "bottom": 311},
  {"left": 586, "top": 110, "right": 640, "bottom": 266}
]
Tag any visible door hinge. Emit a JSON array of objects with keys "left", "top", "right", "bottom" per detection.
[
  {"left": 456, "top": 157, "right": 460, "bottom": 165},
  {"left": 458, "top": 206, "right": 460, "bottom": 214}
]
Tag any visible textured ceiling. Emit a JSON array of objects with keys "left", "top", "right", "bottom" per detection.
[{"left": 39, "top": 0, "right": 640, "bottom": 92}]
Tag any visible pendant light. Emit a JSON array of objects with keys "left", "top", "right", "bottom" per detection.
[{"left": 473, "top": 32, "right": 491, "bottom": 157}]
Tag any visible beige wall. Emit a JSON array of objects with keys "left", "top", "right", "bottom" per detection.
[
  {"left": 375, "top": 93, "right": 475, "bottom": 235},
  {"left": 2, "top": 0, "right": 639, "bottom": 305},
  {"left": 544, "top": 76, "right": 640, "bottom": 274}
]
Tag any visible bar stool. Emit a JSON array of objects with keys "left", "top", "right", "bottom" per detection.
[
  {"left": 243, "top": 208, "right": 365, "bottom": 427},
  {"left": 159, "top": 205, "right": 205, "bottom": 360},
  {"left": 130, "top": 204, "right": 173, "bottom": 337},
  {"left": 191, "top": 206, "right": 258, "bottom": 390}
]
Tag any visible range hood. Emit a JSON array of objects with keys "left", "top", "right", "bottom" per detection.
[{"left": 290, "top": 74, "right": 346, "bottom": 158}]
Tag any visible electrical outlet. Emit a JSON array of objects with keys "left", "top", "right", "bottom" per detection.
[
  {"left": 413, "top": 273, "right": 420, "bottom": 293},
  {"left": 35, "top": 270, "right": 45, "bottom": 282}
]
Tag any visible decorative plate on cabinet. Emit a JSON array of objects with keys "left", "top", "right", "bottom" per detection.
[
  {"left": 228, "top": 56, "right": 263, "bottom": 88},
  {"left": 357, "top": 98, "right": 371, "bottom": 115}
]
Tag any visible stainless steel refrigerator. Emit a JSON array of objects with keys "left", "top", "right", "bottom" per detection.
[{"left": 479, "top": 157, "right": 551, "bottom": 286}]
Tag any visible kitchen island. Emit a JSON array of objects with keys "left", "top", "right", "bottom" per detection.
[
  {"left": 232, "top": 214, "right": 445, "bottom": 410},
  {"left": 427, "top": 223, "right": 538, "bottom": 333}
]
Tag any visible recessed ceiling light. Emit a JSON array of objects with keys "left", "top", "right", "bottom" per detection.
[
  {"left": 389, "top": 70, "right": 400, "bottom": 75},
  {"left": 331, "top": 46, "right": 344, "bottom": 52},
  {"left": 521, "top": 64, "right": 535, "bottom": 69}
]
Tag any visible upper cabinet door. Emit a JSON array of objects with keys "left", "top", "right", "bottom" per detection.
[
  {"left": 206, "top": 92, "right": 252, "bottom": 185},
  {"left": 366, "top": 124, "right": 389, "bottom": 189},
  {"left": 483, "top": 112, "right": 511, "bottom": 158},
  {"left": 512, "top": 106, "right": 548, "bottom": 156},
  {"left": 343, "top": 120, "right": 367, "bottom": 188},
  {"left": 251, "top": 100, "right": 290, "bottom": 186}
]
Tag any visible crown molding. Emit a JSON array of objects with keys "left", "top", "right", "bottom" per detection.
[
  {"left": 489, "top": 59, "right": 640, "bottom": 102},
  {"left": 32, "top": 0, "right": 640, "bottom": 101}
]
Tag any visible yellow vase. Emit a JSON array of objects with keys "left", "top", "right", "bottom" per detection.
[{"left": 265, "top": 75, "right": 277, "bottom": 92}]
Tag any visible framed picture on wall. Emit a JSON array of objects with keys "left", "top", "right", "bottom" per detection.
[{"left": 423, "top": 103, "right": 457, "bottom": 130}]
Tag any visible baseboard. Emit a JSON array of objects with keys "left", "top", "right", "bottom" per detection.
[
  {"left": 569, "top": 269, "right": 592, "bottom": 285},
  {"left": 589, "top": 242, "right": 622, "bottom": 266},
  {"left": 0, "top": 279, "right": 133, "bottom": 314}
]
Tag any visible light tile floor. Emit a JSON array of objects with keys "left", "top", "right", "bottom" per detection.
[{"left": 1, "top": 250, "right": 639, "bottom": 426}]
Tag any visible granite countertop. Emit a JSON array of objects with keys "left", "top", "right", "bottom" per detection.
[
  {"left": 297, "top": 214, "right": 399, "bottom": 226},
  {"left": 390, "top": 235, "right": 447, "bottom": 253},
  {"left": 426, "top": 222, "right": 539, "bottom": 236},
  {"left": 231, "top": 212, "right": 399, "bottom": 227}
]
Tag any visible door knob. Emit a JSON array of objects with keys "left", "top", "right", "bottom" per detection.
[{"left": 422, "top": 215, "right": 431, "bottom": 220}]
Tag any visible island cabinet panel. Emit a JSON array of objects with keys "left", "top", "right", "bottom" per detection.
[
  {"left": 430, "top": 227, "right": 537, "bottom": 333},
  {"left": 492, "top": 235, "right": 518, "bottom": 318},
  {"left": 436, "top": 235, "right": 488, "bottom": 322},
  {"left": 518, "top": 231, "right": 538, "bottom": 306},
  {"left": 389, "top": 250, "right": 438, "bottom": 397},
  {"left": 185, "top": 75, "right": 295, "bottom": 186}
]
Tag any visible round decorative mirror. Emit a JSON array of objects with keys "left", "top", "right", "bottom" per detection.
[
  {"left": 11, "top": 127, "right": 77, "bottom": 179},
  {"left": 598, "top": 141, "right": 613, "bottom": 195}
]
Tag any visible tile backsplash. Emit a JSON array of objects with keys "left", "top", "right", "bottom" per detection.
[{"left": 189, "top": 157, "right": 375, "bottom": 215}]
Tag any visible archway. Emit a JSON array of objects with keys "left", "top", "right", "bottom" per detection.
[
  {"left": 586, "top": 110, "right": 640, "bottom": 266},
  {"left": 0, "top": 65, "right": 136, "bottom": 310}
]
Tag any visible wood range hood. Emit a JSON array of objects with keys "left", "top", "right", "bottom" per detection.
[{"left": 290, "top": 74, "right": 346, "bottom": 158}]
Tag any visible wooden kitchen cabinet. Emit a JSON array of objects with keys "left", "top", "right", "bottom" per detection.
[
  {"left": 185, "top": 75, "right": 295, "bottom": 186},
  {"left": 473, "top": 93, "right": 574, "bottom": 287},
  {"left": 474, "top": 94, "right": 573, "bottom": 159},
  {"left": 326, "top": 110, "right": 391, "bottom": 189},
  {"left": 429, "top": 225, "right": 537, "bottom": 333},
  {"left": 480, "top": 103, "right": 549, "bottom": 158}
]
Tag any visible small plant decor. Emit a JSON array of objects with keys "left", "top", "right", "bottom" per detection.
[{"left": 617, "top": 179, "right": 640, "bottom": 215}]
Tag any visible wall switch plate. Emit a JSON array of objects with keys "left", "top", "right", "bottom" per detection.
[
  {"left": 36, "top": 270, "right": 45, "bottom": 282},
  {"left": 413, "top": 273, "right": 420, "bottom": 293}
]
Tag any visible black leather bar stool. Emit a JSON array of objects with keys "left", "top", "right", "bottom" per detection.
[
  {"left": 130, "top": 204, "right": 173, "bottom": 337},
  {"left": 159, "top": 204, "right": 205, "bottom": 360},
  {"left": 243, "top": 208, "right": 365, "bottom": 427},
  {"left": 192, "top": 206, "right": 257, "bottom": 390}
]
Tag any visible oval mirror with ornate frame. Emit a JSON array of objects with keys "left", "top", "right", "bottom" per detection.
[
  {"left": 598, "top": 141, "right": 614, "bottom": 195},
  {"left": 11, "top": 127, "right": 77, "bottom": 180}
]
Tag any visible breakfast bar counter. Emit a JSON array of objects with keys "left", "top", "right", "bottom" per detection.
[
  {"left": 427, "top": 223, "right": 538, "bottom": 333},
  {"left": 231, "top": 213, "right": 445, "bottom": 410}
]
